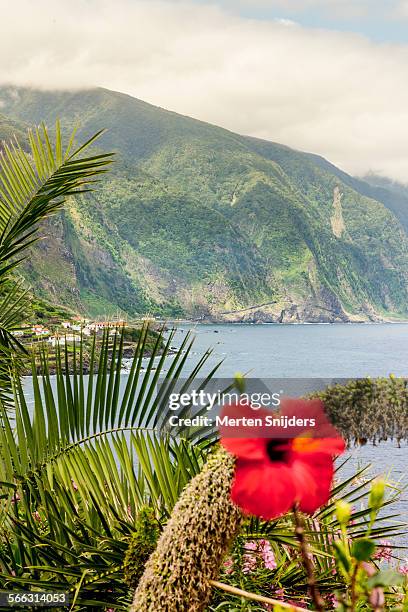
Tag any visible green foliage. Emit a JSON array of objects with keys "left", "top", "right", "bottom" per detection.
[
  {"left": 0, "top": 326, "right": 217, "bottom": 610},
  {"left": 0, "top": 114, "right": 27, "bottom": 146},
  {"left": 312, "top": 376, "right": 408, "bottom": 443},
  {"left": 331, "top": 482, "right": 406, "bottom": 611},
  {"left": 123, "top": 507, "right": 160, "bottom": 589},
  {"left": 28, "top": 294, "right": 75, "bottom": 322},
  {"left": 208, "top": 463, "right": 407, "bottom": 611},
  {"left": 350, "top": 539, "right": 376, "bottom": 562},
  {"left": 122, "top": 326, "right": 159, "bottom": 350},
  {"left": 0, "top": 323, "right": 406, "bottom": 610}
]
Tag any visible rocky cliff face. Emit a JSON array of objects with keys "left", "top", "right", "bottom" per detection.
[{"left": 0, "top": 86, "right": 407, "bottom": 322}]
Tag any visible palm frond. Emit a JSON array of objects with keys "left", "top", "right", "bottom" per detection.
[
  {"left": 0, "top": 326, "right": 217, "bottom": 606},
  {"left": 0, "top": 122, "right": 112, "bottom": 283},
  {"left": 0, "top": 122, "right": 113, "bottom": 398}
]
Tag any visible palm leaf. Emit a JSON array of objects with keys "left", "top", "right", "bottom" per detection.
[
  {"left": 0, "top": 327, "right": 217, "bottom": 606},
  {"left": 0, "top": 122, "right": 113, "bottom": 397}
]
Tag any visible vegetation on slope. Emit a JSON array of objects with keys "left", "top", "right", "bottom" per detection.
[{"left": 0, "top": 87, "right": 407, "bottom": 321}]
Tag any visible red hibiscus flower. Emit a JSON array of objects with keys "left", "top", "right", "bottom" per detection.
[{"left": 220, "top": 398, "right": 345, "bottom": 520}]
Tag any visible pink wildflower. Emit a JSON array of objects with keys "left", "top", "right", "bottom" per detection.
[
  {"left": 259, "top": 539, "right": 277, "bottom": 570},
  {"left": 374, "top": 540, "right": 393, "bottom": 562},
  {"left": 242, "top": 541, "right": 258, "bottom": 573},
  {"left": 325, "top": 593, "right": 339, "bottom": 609},
  {"left": 399, "top": 559, "right": 408, "bottom": 575},
  {"left": 362, "top": 562, "right": 376, "bottom": 577},
  {"left": 223, "top": 557, "right": 234, "bottom": 575},
  {"left": 242, "top": 539, "right": 277, "bottom": 573},
  {"left": 369, "top": 587, "right": 385, "bottom": 608}
]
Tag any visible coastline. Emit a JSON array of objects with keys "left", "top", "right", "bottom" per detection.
[{"left": 160, "top": 318, "right": 408, "bottom": 326}]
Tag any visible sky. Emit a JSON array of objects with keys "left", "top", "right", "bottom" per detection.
[
  {"left": 1, "top": 0, "right": 408, "bottom": 180},
  {"left": 196, "top": 1, "right": 408, "bottom": 43}
]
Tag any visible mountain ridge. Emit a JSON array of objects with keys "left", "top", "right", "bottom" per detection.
[{"left": 0, "top": 85, "right": 407, "bottom": 323}]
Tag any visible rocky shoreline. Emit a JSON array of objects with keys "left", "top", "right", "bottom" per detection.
[{"left": 165, "top": 308, "right": 408, "bottom": 326}]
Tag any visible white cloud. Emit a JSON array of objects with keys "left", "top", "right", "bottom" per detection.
[
  {"left": 274, "top": 18, "right": 298, "bottom": 26},
  {"left": 1, "top": 0, "right": 408, "bottom": 180},
  {"left": 396, "top": 0, "right": 408, "bottom": 16}
]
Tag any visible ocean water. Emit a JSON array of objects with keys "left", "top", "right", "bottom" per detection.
[{"left": 174, "top": 322, "right": 408, "bottom": 378}]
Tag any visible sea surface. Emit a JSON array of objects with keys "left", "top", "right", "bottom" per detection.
[{"left": 173, "top": 322, "right": 408, "bottom": 378}]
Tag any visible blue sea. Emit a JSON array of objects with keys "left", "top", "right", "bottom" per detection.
[{"left": 174, "top": 322, "right": 408, "bottom": 378}]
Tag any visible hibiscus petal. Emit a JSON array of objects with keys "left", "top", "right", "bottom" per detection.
[
  {"left": 221, "top": 437, "right": 267, "bottom": 461},
  {"left": 231, "top": 460, "right": 296, "bottom": 520},
  {"left": 289, "top": 454, "right": 334, "bottom": 514},
  {"left": 280, "top": 397, "right": 343, "bottom": 441},
  {"left": 292, "top": 437, "right": 345, "bottom": 456},
  {"left": 219, "top": 401, "right": 275, "bottom": 441}
]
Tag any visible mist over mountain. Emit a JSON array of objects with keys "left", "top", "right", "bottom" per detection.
[{"left": 0, "top": 85, "right": 407, "bottom": 322}]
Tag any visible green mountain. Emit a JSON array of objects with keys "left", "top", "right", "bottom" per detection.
[{"left": 0, "top": 86, "right": 407, "bottom": 322}]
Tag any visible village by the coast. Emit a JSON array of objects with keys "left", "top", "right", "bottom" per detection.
[{"left": 15, "top": 318, "right": 129, "bottom": 347}]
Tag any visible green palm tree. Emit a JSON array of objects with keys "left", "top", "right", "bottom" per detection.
[{"left": 0, "top": 122, "right": 113, "bottom": 396}]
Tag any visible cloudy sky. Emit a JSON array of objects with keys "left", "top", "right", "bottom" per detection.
[{"left": 1, "top": 0, "right": 408, "bottom": 180}]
